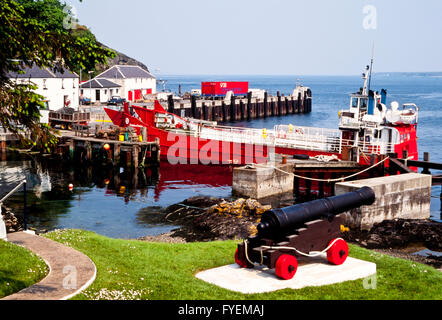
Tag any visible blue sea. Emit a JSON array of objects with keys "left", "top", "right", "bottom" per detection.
[{"left": 1, "top": 73, "right": 441, "bottom": 239}]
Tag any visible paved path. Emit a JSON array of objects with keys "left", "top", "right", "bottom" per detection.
[{"left": 1, "top": 232, "right": 96, "bottom": 300}]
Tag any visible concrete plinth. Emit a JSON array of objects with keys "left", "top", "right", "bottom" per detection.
[
  {"left": 335, "top": 173, "right": 432, "bottom": 230},
  {"left": 232, "top": 163, "right": 294, "bottom": 199},
  {"left": 195, "top": 254, "right": 376, "bottom": 294}
]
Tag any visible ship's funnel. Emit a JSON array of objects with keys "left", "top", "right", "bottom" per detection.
[
  {"left": 368, "top": 90, "right": 375, "bottom": 115},
  {"left": 381, "top": 89, "right": 387, "bottom": 105}
]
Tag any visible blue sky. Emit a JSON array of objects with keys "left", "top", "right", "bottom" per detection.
[{"left": 65, "top": 0, "right": 442, "bottom": 75}]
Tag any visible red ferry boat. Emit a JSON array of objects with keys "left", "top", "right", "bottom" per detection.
[{"left": 104, "top": 65, "right": 419, "bottom": 166}]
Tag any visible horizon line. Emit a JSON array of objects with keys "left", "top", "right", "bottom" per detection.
[{"left": 152, "top": 71, "right": 442, "bottom": 77}]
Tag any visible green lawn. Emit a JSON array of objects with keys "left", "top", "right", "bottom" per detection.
[
  {"left": 0, "top": 239, "right": 48, "bottom": 299},
  {"left": 43, "top": 229, "right": 442, "bottom": 300}
]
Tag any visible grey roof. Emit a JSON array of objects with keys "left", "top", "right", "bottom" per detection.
[
  {"left": 97, "top": 65, "right": 155, "bottom": 79},
  {"left": 7, "top": 63, "right": 78, "bottom": 79},
  {"left": 80, "top": 78, "right": 121, "bottom": 89}
]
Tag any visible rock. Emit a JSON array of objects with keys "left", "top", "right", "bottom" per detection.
[
  {"left": 160, "top": 196, "right": 271, "bottom": 242},
  {"left": 344, "top": 218, "right": 442, "bottom": 251},
  {"left": 0, "top": 205, "right": 23, "bottom": 233}
]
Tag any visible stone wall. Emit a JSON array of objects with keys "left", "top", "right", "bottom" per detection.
[
  {"left": 335, "top": 173, "right": 432, "bottom": 230},
  {"left": 232, "top": 163, "right": 294, "bottom": 199}
]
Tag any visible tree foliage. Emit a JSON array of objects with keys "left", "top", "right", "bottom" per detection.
[{"left": 0, "top": 0, "right": 115, "bottom": 152}]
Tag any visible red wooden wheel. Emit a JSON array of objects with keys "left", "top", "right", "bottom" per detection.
[
  {"left": 235, "top": 248, "right": 249, "bottom": 268},
  {"left": 327, "top": 238, "right": 349, "bottom": 265},
  {"left": 275, "top": 254, "right": 298, "bottom": 280}
]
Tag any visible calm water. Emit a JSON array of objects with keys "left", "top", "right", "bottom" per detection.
[{"left": 1, "top": 73, "right": 441, "bottom": 238}]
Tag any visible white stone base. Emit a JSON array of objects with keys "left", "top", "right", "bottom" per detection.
[{"left": 195, "top": 254, "right": 376, "bottom": 294}]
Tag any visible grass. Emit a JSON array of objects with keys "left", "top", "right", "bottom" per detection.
[
  {"left": 0, "top": 239, "right": 48, "bottom": 299},
  {"left": 43, "top": 229, "right": 442, "bottom": 300}
]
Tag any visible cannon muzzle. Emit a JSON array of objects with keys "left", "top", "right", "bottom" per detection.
[{"left": 257, "top": 186, "right": 375, "bottom": 238}]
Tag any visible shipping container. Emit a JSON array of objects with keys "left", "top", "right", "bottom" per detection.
[{"left": 201, "top": 81, "right": 249, "bottom": 96}]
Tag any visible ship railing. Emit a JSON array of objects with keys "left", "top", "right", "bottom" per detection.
[
  {"left": 167, "top": 124, "right": 398, "bottom": 156},
  {"left": 273, "top": 125, "right": 343, "bottom": 152},
  {"left": 200, "top": 125, "right": 273, "bottom": 146},
  {"left": 198, "top": 124, "right": 344, "bottom": 153},
  {"left": 358, "top": 140, "right": 396, "bottom": 155}
]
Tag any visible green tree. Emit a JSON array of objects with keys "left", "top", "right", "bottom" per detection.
[{"left": 0, "top": 0, "right": 115, "bottom": 152}]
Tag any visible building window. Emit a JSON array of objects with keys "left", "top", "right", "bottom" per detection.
[
  {"left": 61, "top": 79, "right": 64, "bottom": 89},
  {"left": 43, "top": 79, "right": 47, "bottom": 90},
  {"left": 81, "top": 89, "right": 84, "bottom": 95},
  {"left": 104, "top": 90, "right": 107, "bottom": 95},
  {"left": 116, "top": 89, "right": 119, "bottom": 94}
]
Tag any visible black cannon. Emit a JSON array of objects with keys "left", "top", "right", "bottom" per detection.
[{"left": 235, "top": 187, "right": 375, "bottom": 280}]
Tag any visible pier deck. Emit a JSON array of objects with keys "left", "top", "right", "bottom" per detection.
[{"left": 57, "top": 130, "right": 160, "bottom": 167}]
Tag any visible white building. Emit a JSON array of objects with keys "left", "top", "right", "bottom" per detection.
[
  {"left": 80, "top": 78, "right": 121, "bottom": 104},
  {"left": 94, "top": 65, "right": 156, "bottom": 102},
  {"left": 7, "top": 64, "right": 80, "bottom": 112}
]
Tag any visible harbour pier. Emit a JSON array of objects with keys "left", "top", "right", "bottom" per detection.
[
  {"left": 165, "top": 88, "right": 312, "bottom": 122},
  {"left": 57, "top": 128, "right": 160, "bottom": 168}
]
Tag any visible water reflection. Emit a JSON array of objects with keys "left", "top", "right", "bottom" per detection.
[{"left": 0, "top": 153, "right": 233, "bottom": 238}]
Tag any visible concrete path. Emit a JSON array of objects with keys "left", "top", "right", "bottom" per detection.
[
  {"left": 196, "top": 253, "right": 376, "bottom": 294},
  {"left": 1, "top": 231, "right": 96, "bottom": 300}
]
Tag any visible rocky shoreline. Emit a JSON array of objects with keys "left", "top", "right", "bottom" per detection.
[{"left": 1, "top": 205, "right": 24, "bottom": 233}]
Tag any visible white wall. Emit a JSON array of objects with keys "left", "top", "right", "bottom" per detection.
[
  {"left": 80, "top": 87, "right": 120, "bottom": 103},
  {"left": 101, "top": 77, "right": 156, "bottom": 100},
  {"left": 13, "top": 77, "right": 80, "bottom": 111}
]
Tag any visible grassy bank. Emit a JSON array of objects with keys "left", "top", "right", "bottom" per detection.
[
  {"left": 0, "top": 240, "right": 48, "bottom": 299},
  {"left": 43, "top": 229, "right": 442, "bottom": 300}
]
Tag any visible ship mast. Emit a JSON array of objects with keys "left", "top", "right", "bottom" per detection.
[
  {"left": 362, "top": 65, "right": 369, "bottom": 96},
  {"left": 367, "top": 43, "right": 375, "bottom": 93},
  {"left": 362, "top": 44, "right": 375, "bottom": 96}
]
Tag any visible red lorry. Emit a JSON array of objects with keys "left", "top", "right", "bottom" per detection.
[{"left": 201, "top": 81, "right": 249, "bottom": 97}]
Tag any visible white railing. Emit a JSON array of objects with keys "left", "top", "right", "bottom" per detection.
[
  {"left": 273, "top": 125, "right": 342, "bottom": 152},
  {"left": 165, "top": 122, "right": 399, "bottom": 156},
  {"left": 0, "top": 180, "right": 28, "bottom": 236}
]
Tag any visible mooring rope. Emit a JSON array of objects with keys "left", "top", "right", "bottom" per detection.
[{"left": 252, "top": 156, "right": 390, "bottom": 183}]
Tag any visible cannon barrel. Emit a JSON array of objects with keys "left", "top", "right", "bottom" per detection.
[{"left": 257, "top": 186, "right": 375, "bottom": 237}]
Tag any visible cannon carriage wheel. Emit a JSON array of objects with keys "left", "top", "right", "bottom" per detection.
[
  {"left": 326, "top": 238, "right": 349, "bottom": 265},
  {"left": 275, "top": 254, "right": 298, "bottom": 280}
]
